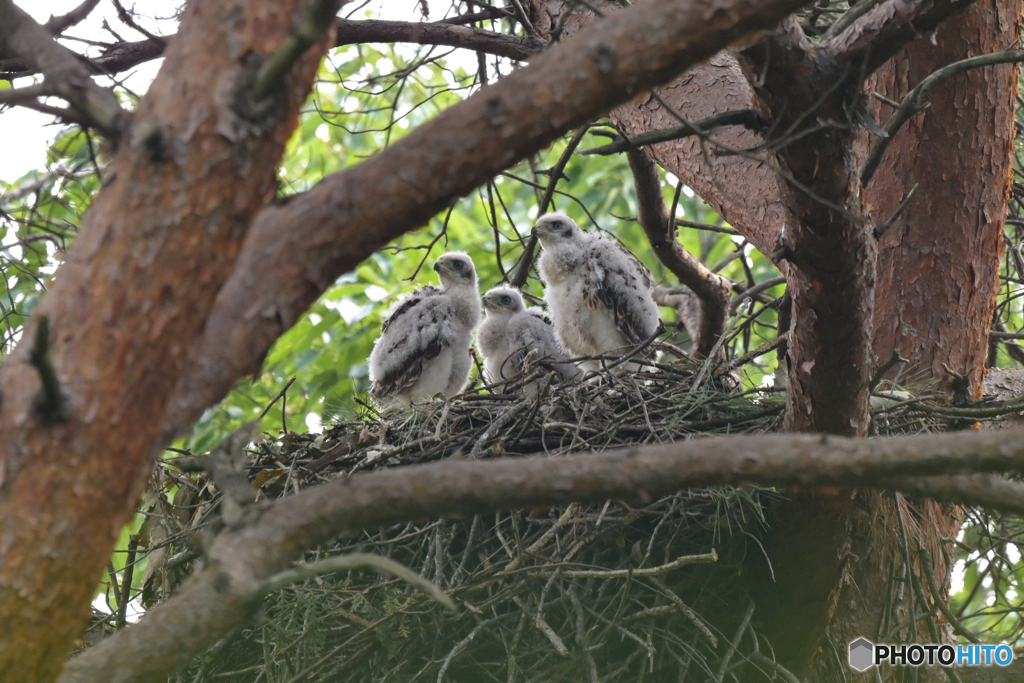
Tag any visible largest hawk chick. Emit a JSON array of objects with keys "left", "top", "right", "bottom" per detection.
[
  {"left": 369, "top": 253, "right": 480, "bottom": 405},
  {"left": 532, "top": 212, "right": 659, "bottom": 372},
  {"left": 477, "top": 286, "right": 581, "bottom": 391}
]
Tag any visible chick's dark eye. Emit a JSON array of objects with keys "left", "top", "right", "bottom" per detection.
[
  {"left": 452, "top": 261, "right": 464, "bottom": 270},
  {"left": 552, "top": 221, "right": 563, "bottom": 229},
  {"left": 501, "top": 296, "right": 511, "bottom": 305}
]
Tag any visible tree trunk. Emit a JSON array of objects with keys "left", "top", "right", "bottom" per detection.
[
  {"left": 830, "top": 4, "right": 1019, "bottom": 680},
  {"left": 864, "top": 0, "right": 1018, "bottom": 399},
  {"left": 0, "top": 1, "right": 330, "bottom": 679}
]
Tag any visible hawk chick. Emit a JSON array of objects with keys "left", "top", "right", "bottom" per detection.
[
  {"left": 477, "top": 287, "right": 581, "bottom": 391},
  {"left": 369, "top": 253, "right": 480, "bottom": 405},
  {"left": 532, "top": 212, "right": 659, "bottom": 372}
]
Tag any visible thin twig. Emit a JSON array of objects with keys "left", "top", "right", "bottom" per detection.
[{"left": 261, "top": 553, "right": 456, "bottom": 611}]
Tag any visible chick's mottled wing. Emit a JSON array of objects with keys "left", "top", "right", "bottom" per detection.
[
  {"left": 370, "top": 287, "right": 454, "bottom": 398},
  {"left": 582, "top": 240, "right": 658, "bottom": 346}
]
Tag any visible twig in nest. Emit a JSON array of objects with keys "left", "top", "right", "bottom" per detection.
[
  {"left": 599, "top": 321, "right": 665, "bottom": 374},
  {"left": 646, "top": 575, "right": 718, "bottom": 647},
  {"left": 435, "top": 618, "right": 496, "bottom": 682},
  {"left": 530, "top": 548, "right": 718, "bottom": 578},
  {"left": 716, "top": 600, "right": 755, "bottom": 682},
  {"left": 261, "top": 552, "right": 456, "bottom": 611}
]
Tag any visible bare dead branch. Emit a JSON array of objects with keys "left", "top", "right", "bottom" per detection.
[
  {"left": 60, "top": 425, "right": 1024, "bottom": 683},
  {"left": 0, "top": 0, "right": 128, "bottom": 138},
  {"left": 111, "top": 0, "right": 167, "bottom": 45},
  {"left": 260, "top": 552, "right": 456, "bottom": 610},
  {"left": 168, "top": 0, "right": 816, "bottom": 433},
  {"left": 627, "top": 147, "right": 731, "bottom": 358},
  {"left": 440, "top": 7, "right": 516, "bottom": 25},
  {"left": 2, "top": 15, "right": 548, "bottom": 80}
]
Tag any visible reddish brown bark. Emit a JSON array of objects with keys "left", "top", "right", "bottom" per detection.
[
  {"left": 0, "top": 0, "right": 330, "bottom": 679},
  {"left": 864, "top": 0, "right": 1019, "bottom": 398}
]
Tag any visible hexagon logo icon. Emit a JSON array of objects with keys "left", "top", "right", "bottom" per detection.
[{"left": 849, "top": 638, "right": 875, "bottom": 672}]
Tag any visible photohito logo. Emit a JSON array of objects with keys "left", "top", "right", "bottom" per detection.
[{"left": 849, "top": 639, "right": 1014, "bottom": 671}]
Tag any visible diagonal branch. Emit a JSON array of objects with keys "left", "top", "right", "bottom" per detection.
[
  {"left": 861, "top": 49, "right": 1024, "bottom": 185},
  {"left": 579, "top": 109, "right": 762, "bottom": 156},
  {"left": 626, "top": 147, "right": 731, "bottom": 358},
  {"left": 167, "top": 0, "right": 817, "bottom": 434},
  {"left": 61, "top": 426, "right": 1024, "bottom": 683},
  {"left": 43, "top": 0, "right": 101, "bottom": 36},
  {"left": 0, "top": 0, "right": 128, "bottom": 138}
]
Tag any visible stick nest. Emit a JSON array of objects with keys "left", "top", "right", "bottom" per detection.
[{"left": 122, "top": 360, "right": 959, "bottom": 682}]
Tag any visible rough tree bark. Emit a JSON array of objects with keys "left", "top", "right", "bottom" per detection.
[
  {"left": 0, "top": 0, "right": 332, "bottom": 679},
  {"left": 865, "top": 0, "right": 1019, "bottom": 398},
  {"left": 830, "top": 5, "right": 1020, "bottom": 680}
]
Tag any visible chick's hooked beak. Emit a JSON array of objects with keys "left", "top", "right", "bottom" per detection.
[
  {"left": 433, "top": 259, "right": 445, "bottom": 273},
  {"left": 480, "top": 293, "right": 492, "bottom": 308}
]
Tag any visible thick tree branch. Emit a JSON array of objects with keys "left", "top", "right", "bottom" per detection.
[
  {"left": 823, "top": 0, "right": 976, "bottom": 74},
  {"left": 890, "top": 474, "right": 1024, "bottom": 517},
  {"left": 626, "top": 147, "right": 731, "bottom": 358},
  {"left": 61, "top": 426, "right": 1024, "bottom": 683},
  {"left": 43, "top": 0, "right": 101, "bottom": 36},
  {"left": 0, "top": 1, "right": 334, "bottom": 680},
  {"left": 168, "top": 0, "right": 816, "bottom": 434},
  {"left": 0, "top": 0, "right": 128, "bottom": 138}
]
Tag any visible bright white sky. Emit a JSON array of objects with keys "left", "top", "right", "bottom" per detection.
[{"left": 0, "top": 0, "right": 420, "bottom": 184}]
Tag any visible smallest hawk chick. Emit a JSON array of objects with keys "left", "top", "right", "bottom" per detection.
[
  {"left": 369, "top": 253, "right": 480, "bottom": 406},
  {"left": 477, "top": 287, "right": 581, "bottom": 392}
]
